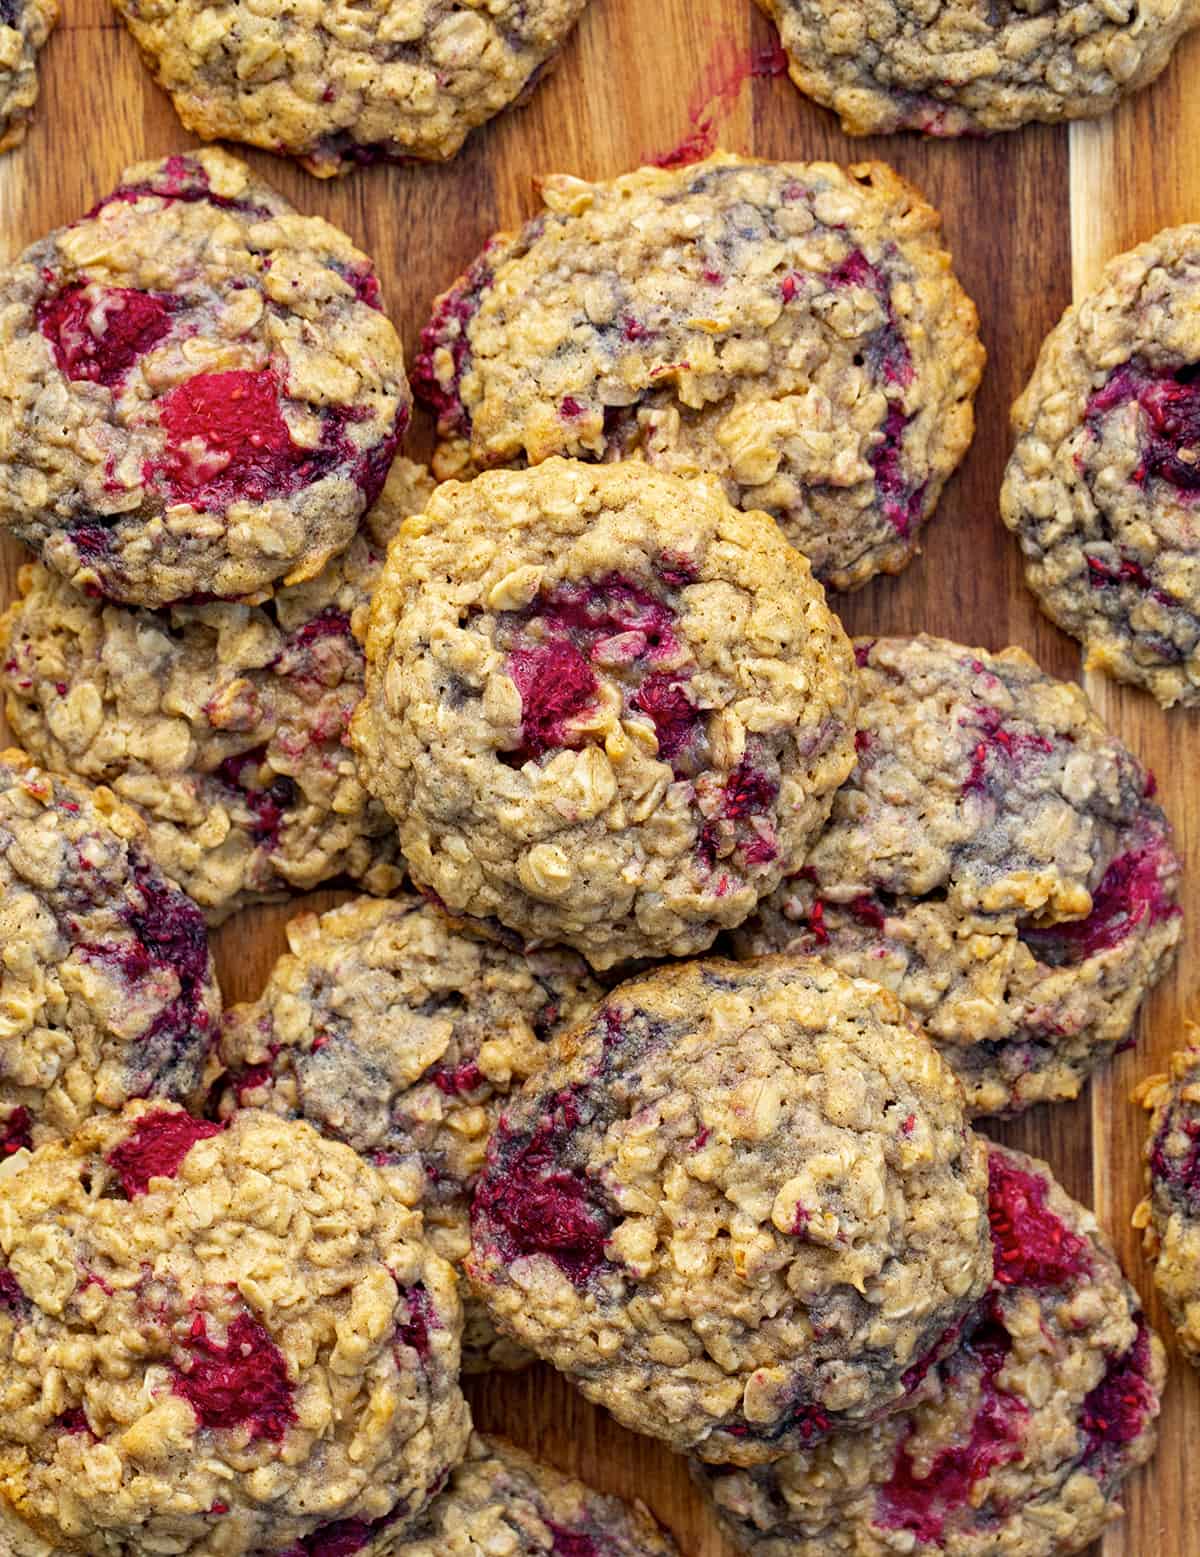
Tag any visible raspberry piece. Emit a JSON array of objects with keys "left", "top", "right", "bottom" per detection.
[
  {"left": 987, "top": 1153, "right": 1090, "bottom": 1288},
  {"left": 509, "top": 641, "right": 598, "bottom": 757},
  {"left": 1020, "top": 842, "right": 1179, "bottom": 965},
  {"left": 38, "top": 283, "right": 176, "bottom": 389},
  {"left": 1080, "top": 1321, "right": 1157, "bottom": 1468},
  {"left": 105, "top": 1111, "right": 223, "bottom": 1198},
  {"left": 172, "top": 1311, "right": 296, "bottom": 1441}
]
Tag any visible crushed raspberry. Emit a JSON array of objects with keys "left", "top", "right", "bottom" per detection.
[
  {"left": 536, "top": 575, "right": 678, "bottom": 651},
  {"left": 394, "top": 1281, "right": 435, "bottom": 1362},
  {"left": 292, "top": 1520, "right": 374, "bottom": 1557},
  {"left": 217, "top": 748, "right": 297, "bottom": 846},
  {"left": 430, "top": 1059, "right": 484, "bottom": 1096},
  {"left": 1080, "top": 1321, "right": 1156, "bottom": 1467},
  {"left": 286, "top": 609, "right": 353, "bottom": 651},
  {"left": 961, "top": 705, "right": 1054, "bottom": 794},
  {"left": 89, "top": 157, "right": 271, "bottom": 219},
  {"left": 1019, "top": 841, "right": 1178, "bottom": 965},
  {"left": 412, "top": 251, "right": 497, "bottom": 435},
  {"left": 172, "top": 1311, "right": 296, "bottom": 1441},
  {"left": 854, "top": 641, "right": 875, "bottom": 667},
  {"left": 106, "top": 1111, "right": 223, "bottom": 1197},
  {"left": 0, "top": 1267, "right": 29, "bottom": 1319},
  {"left": 347, "top": 268, "right": 381, "bottom": 310},
  {"left": 55, "top": 1409, "right": 91, "bottom": 1435},
  {"left": 1149, "top": 1107, "right": 1200, "bottom": 1214},
  {"left": 803, "top": 897, "right": 830, "bottom": 945},
  {"left": 548, "top": 1525, "right": 599, "bottom": 1557},
  {"left": 869, "top": 405, "right": 925, "bottom": 538},
  {"left": 854, "top": 729, "right": 872, "bottom": 754},
  {"left": 231, "top": 1060, "right": 274, "bottom": 1104},
  {"left": 727, "top": 1400, "right": 831, "bottom": 1444},
  {"left": 38, "top": 283, "right": 176, "bottom": 389},
  {"left": 560, "top": 396, "right": 585, "bottom": 419},
  {"left": 699, "top": 760, "right": 779, "bottom": 868},
  {"left": 509, "top": 641, "right": 598, "bottom": 757},
  {"left": 69, "top": 523, "right": 114, "bottom": 560},
  {"left": 116, "top": 859, "right": 214, "bottom": 1067},
  {"left": 1087, "top": 362, "right": 1200, "bottom": 493},
  {"left": 827, "top": 251, "right": 913, "bottom": 388},
  {"left": 901, "top": 1318, "right": 963, "bottom": 1395},
  {"left": 655, "top": 552, "right": 698, "bottom": 588},
  {"left": 847, "top": 895, "right": 886, "bottom": 930},
  {"left": 474, "top": 1091, "right": 611, "bottom": 1287},
  {"left": 987, "top": 1153, "right": 1090, "bottom": 1288},
  {"left": 631, "top": 672, "right": 699, "bottom": 760},
  {"left": 0, "top": 1106, "right": 32, "bottom": 1156},
  {"left": 876, "top": 1317, "right": 1027, "bottom": 1543}
]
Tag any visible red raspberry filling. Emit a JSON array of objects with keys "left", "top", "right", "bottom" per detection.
[
  {"left": 869, "top": 405, "right": 926, "bottom": 538},
  {"left": 105, "top": 1111, "right": 223, "bottom": 1198},
  {"left": 509, "top": 642, "right": 599, "bottom": 757},
  {"left": 987, "top": 1153, "right": 1090, "bottom": 1288},
  {"left": 285, "top": 608, "right": 354, "bottom": 652},
  {"left": 698, "top": 758, "right": 779, "bottom": 868},
  {"left": 429, "top": 1059, "right": 485, "bottom": 1097},
  {"left": 394, "top": 1280, "right": 436, "bottom": 1362},
  {"left": 280, "top": 1505, "right": 408, "bottom": 1557},
  {"left": 1087, "top": 362, "right": 1200, "bottom": 493},
  {"left": 1149, "top": 1106, "right": 1200, "bottom": 1215},
  {"left": 0, "top": 1106, "right": 32, "bottom": 1157},
  {"left": 1080, "top": 1320, "right": 1157, "bottom": 1469},
  {"left": 473, "top": 1091, "right": 611, "bottom": 1287},
  {"left": 1019, "top": 839, "right": 1179, "bottom": 966},
  {"left": 172, "top": 1311, "right": 296, "bottom": 1441},
  {"left": 961, "top": 705, "right": 1054, "bottom": 794},
  {"left": 37, "top": 283, "right": 176, "bottom": 389},
  {"left": 547, "top": 1525, "right": 599, "bottom": 1557},
  {"left": 216, "top": 748, "right": 298, "bottom": 847},
  {"left": 630, "top": 671, "right": 699, "bottom": 760},
  {"left": 826, "top": 250, "right": 913, "bottom": 389},
  {"left": 412, "top": 249, "right": 498, "bottom": 436}
]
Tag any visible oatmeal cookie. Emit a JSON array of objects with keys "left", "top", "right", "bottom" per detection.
[
  {"left": 759, "top": 0, "right": 1200, "bottom": 137},
  {"left": 696, "top": 1144, "right": 1166, "bottom": 1557},
  {"left": 413, "top": 153, "right": 983, "bottom": 592},
  {"left": 218, "top": 893, "right": 601, "bottom": 1371},
  {"left": 391, "top": 1434, "right": 679, "bottom": 1556},
  {"left": 112, "top": 0, "right": 590, "bottom": 176},
  {"left": 0, "top": 0, "right": 57, "bottom": 153},
  {"left": 0, "top": 751, "right": 221, "bottom": 1157},
  {"left": 0, "top": 1101, "right": 470, "bottom": 1557},
  {"left": 0, "top": 147, "right": 409, "bottom": 607},
  {"left": 1002, "top": 224, "right": 1200, "bottom": 706},
  {"left": 466, "top": 957, "right": 992, "bottom": 1464},
  {"left": 1135, "top": 1034, "right": 1200, "bottom": 1366},
  {"left": 351, "top": 459, "right": 858, "bottom": 969},
  {"left": 734, "top": 635, "right": 1182, "bottom": 1117},
  {"left": 0, "top": 458, "right": 433, "bottom": 921}
]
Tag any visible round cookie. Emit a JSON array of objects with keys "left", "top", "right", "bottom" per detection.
[
  {"left": 350, "top": 458, "right": 858, "bottom": 969},
  {"left": 0, "top": 1101, "right": 470, "bottom": 1557},
  {"left": 413, "top": 153, "right": 984, "bottom": 592},
  {"left": 758, "top": 0, "right": 1200, "bottom": 137},
  {"left": 695, "top": 1144, "right": 1166, "bottom": 1557},
  {"left": 112, "top": 0, "right": 590, "bottom": 177},
  {"left": 1135, "top": 1035, "right": 1200, "bottom": 1366},
  {"left": 1002, "top": 224, "right": 1200, "bottom": 706},
  {"left": 0, "top": 147, "right": 409, "bottom": 607},
  {"left": 0, "top": 0, "right": 57, "bottom": 153},
  {"left": 218, "top": 893, "right": 602, "bottom": 1371},
  {"left": 466, "top": 957, "right": 992, "bottom": 1464},
  {"left": 734, "top": 635, "right": 1182, "bottom": 1117},
  {"left": 0, "top": 458, "right": 433, "bottom": 921},
  {"left": 0, "top": 751, "right": 221, "bottom": 1157}
]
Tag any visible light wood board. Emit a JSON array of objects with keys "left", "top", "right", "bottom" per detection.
[{"left": 0, "top": 2, "right": 1197, "bottom": 1552}]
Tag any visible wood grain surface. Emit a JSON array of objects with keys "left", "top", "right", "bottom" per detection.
[{"left": 1, "top": 2, "right": 1197, "bottom": 1553}]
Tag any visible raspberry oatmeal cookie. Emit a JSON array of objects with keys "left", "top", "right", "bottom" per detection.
[
  {"left": 1002, "top": 224, "right": 1200, "bottom": 706},
  {"left": 735, "top": 635, "right": 1182, "bottom": 1117},
  {"left": 0, "top": 1101, "right": 470, "bottom": 1557},
  {"left": 393, "top": 1435, "right": 679, "bottom": 1556},
  {"left": 0, "top": 751, "right": 221, "bottom": 1157},
  {"left": 0, "top": 148, "right": 409, "bottom": 608},
  {"left": 696, "top": 1144, "right": 1166, "bottom": 1557},
  {"left": 1135, "top": 1035, "right": 1200, "bottom": 1367},
  {"left": 0, "top": 0, "right": 57, "bottom": 153},
  {"left": 112, "top": 0, "right": 590, "bottom": 177},
  {"left": 413, "top": 153, "right": 984, "bottom": 592},
  {"left": 0, "top": 458, "right": 432, "bottom": 921},
  {"left": 351, "top": 459, "right": 857, "bottom": 968},
  {"left": 219, "top": 893, "right": 601, "bottom": 1371},
  {"left": 758, "top": 0, "right": 1200, "bottom": 136},
  {"left": 467, "top": 957, "right": 992, "bottom": 1464}
]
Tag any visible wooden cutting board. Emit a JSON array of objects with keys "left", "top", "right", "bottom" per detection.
[{"left": 1, "top": 2, "right": 1197, "bottom": 1552}]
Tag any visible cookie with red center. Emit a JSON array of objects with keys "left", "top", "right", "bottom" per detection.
[
  {"left": 112, "top": 0, "right": 590, "bottom": 176},
  {"left": 218, "top": 893, "right": 601, "bottom": 1371},
  {"left": 0, "top": 751, "right": 222, "bottom": 1152},
  {"left": 1135, "top": 1034, "right": 1200, "bottom": 1367},
  {"left": 695, "top": 1143, "right": 1166, "bottom": 1557},
  {"left": 413, "top": 153, "right": 983, "bottom": 592},
  {"left": 351, "top": 459, "right": 857, "bottom": 969},
  {"left": 467, "top": 957, "right": 991, "bottom": 1464},
  {"left": 389, "top": 1434, "right": 679, "bottom": 1557},
  {"left": 0, "top": 1101, "right": 469, "bottom": 1557},
  {"left": 734, "top": 635, "right": 1181, "bottom": 1117},
  {"left": 0, "top": 0, "right": 57, "bottom": 153},
  {"left": 0, "top": 458, "right": 432, "bottom": 921},
  {"left": 1002, "top": 224, "right": 1200, "bottom": 706},
  {"left": 0, "top": 148, "right": 409, "bottom": 607},
  {"left": 758, "top": 0, "right": 1200, "bottom": 137}
]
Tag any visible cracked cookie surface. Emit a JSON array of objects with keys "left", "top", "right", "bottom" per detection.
[
  {"left": 467, "top": 956, "right": 991, "bottom": 1464},
  {"left": 1135, "top": 1035, "right": 1200, "bottom": 1367},
  {"left": 696, "top": 1144, "right": 1166, "bottom": 1557},
  {"left": 0, "top": 1101, "right": 470, "bottom": 1557},
  {"left": 112, "top": 0, "right": 590, "bottom": 176},
  {"left": 413, "top": 153, "right": 983, "bottom": 592},
  {"left": 0, "top": 751, "right": 221, "bottom": 1157},
  {"left": 0, "top": 147, "right": 409, "bottom": 607},
  {"left": 218, "top": 893, "right": 601, "bottom": 1372},
  {"left": 734, "top": 635, "right": 1181, "bottom": 1117},
  {"left": 1002, "top": 224, "right": 1200, "bottom": 706},
  {"left": 758, "top": 0, "right": 1200, "bottom": 136},
  {"left": 351, "top": 458, "right": 857, "bottom": 969},
  {"left": 0, "top": 458, "right": 432, "bottom": 921},
  {"left": 0, "top": 0, "right": 57, "bottom": 153}
]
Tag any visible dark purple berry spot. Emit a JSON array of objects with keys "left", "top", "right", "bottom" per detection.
[
  {"left": 0, "top": 1267, "right": 29, "bottom": 1320},
  {"left": 1, "top": 1106, "right": 32, "bottom": 1157},
  {"left": 172, "top": 1311, "right": 296, "bottom": 1441},
  {"left": 394, "top": 1280, "right": 436, "bottom": 1362},
  {"left": 1080, "top": 1320, "right": 1156, "bottom": 1469},
  {"left": 547, "top": 1524, "right": 599, "bottom": 1557},
  {"left": 1087, "top": 362, "right": 1200, "bottom": 493},
  {"left": 961, "top": 706, "right": 1053, "bottom": 794},
  {"left": 217, "top": 748, "right": 298, "bottom": 847},
  {"left": 106, "top": 1111, "right": 223, "bottom": 1198},
  {"left": 1019, "top": 841, "right": 1179, "bottom": 966},
  {"left": 869, "top": 405, "right": 924, "bottom": 537},
  {"left": 631, "top": 671, "right": 699, "bottom": 760}
]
